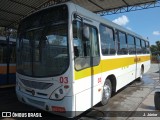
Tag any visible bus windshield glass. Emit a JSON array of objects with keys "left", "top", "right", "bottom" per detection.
[{"left": 16, "top": 5, "right": 69, "bottom": 77}]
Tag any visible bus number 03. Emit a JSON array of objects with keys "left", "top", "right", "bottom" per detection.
[{"left": 60, "top": 77, "right": 68, "bottom": 84}]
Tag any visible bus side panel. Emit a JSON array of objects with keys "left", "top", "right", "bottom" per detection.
[
  {"left": 101, "top": 64, "right": 136, "bottom": 92},
  {"left": 0, "top": 65, "right": 16, "bottom": 85},
  {"left": 75, "top": 87, "right": 92, "bottom": 113},
  {"left": 74, "top": 72, "right": 103, "bottom": 109},
  {"left": 75, "top": 81, "right": 102, "bottom": 116},
  {"left": 101, "top": 56, "right": 136, "bottom": 90}
]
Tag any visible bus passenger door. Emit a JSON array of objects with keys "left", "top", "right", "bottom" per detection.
[
  {"left": 73, "top": 20, "right": 101, "bottom": 111},
  {"left": 86, "top": 24, "right": 101, "bottom": 106},
  {"left": 135, "top": 38, "right": 142, "bottom": 79}
]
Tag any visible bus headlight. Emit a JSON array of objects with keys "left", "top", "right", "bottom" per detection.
[
  {"left": 16, "top": 77, "right": 26, "bottom": 92},
  {"left": 49, "top": 85, "right": 70, "bottom": 100},
  {"left": 16, "top": 78, "right": 22, "bottom": 91}
]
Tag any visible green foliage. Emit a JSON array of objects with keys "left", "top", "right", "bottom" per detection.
[
  {"left": 151, "top": 55, "right": 158, "bottom": 63},
  {"left": 150, "top": 40, "right": 160, "bottom": 53},
  {"left": 156, "top": 41, "right": 160, "bottom": 51},
  {"left": 151, "top": 40, "right": 160, "bottom": 63},
  {"left": 150, "top": 45, "right": 158, "bottom": 53}
]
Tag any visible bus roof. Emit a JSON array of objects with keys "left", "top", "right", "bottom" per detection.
[
  {"left": 73, "top": 2, "right": 148, "bottom": 41},
  {"left": 18, "top": 2, "right": 149, "bottom": 42}
]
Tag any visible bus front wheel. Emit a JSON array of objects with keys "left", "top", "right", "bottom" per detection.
[{"left": 100, "top": 79, "right": 112, "bottom": 105}]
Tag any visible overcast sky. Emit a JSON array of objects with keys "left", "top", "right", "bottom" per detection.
[{"left": 104, "top": 7, "right": 160, "bottom": 45}]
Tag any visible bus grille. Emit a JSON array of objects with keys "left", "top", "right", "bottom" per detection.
[
  {"left": 20, "top": 79, "right": 53, "bottom": 90},
  {"left": 27, "top": 98, "right": 45, "bottom": 107}
]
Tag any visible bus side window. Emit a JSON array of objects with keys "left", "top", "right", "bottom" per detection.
[
  {"left": 0, "top": 44, "right": 7, "bottom": 63},
  {"left": 146, "top": 41, "right": 150, "bottom": 54},
  {"left": 73, "top": 21, "right": 83, "bottom": 57},
  {"left": 73, "top": 20, "right": 100, "bottom": 70},
  {"left": 135, "top": 38, "right": 142, "bottom": 54},
  {"left": 99, "top": 24, "right": 116, "bottom": 55},
  {"left": 10, "top": 45, "right": 16, "bottom": 63},
  {"left": 0, "top": 45, "right": 4, "bottom": 63},
  {"left": 141, "top": 40, "right": 146, "bottom": 54},
  {"left": 117, "top": 31, "right": 128, "bottom": 55},
  {"left": 127, "top": 35, "right": 136, "bottom": 54}
]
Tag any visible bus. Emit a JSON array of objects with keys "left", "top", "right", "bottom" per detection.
[
  {"left": 16, "top": 2, "right": 150, "bottom": 118},
  {"left": 0, "top": 36, "right": 16, "bottom": 87}
]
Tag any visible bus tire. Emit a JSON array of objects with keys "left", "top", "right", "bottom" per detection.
[
  {"left": 137, "top": 66, "right": 144, "bottom": 81},
  {"left": 100, "top": 79, "right": 112, "bottom": 105},
  {"left": 154, "top": 92, "right": 160, "bottom": 110}
]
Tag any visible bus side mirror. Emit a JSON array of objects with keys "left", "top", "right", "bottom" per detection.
[{"left": 82, "top": 25, "right": 89, "bottom": 41}]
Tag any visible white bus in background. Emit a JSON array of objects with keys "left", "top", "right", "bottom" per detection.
[{"left": 16, "top": 2, "right": 151, "bottom": 118}]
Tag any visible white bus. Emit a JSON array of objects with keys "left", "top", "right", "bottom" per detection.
[{"left": 16, "top": 2, "right": 150, "bottom": 118}]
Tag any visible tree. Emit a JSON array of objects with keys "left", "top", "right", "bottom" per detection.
[
  {"left": 150, "top": 45, "right": 158, "bottom": 53},
  {"left": 150, "top": 40, "right": 160, "bottom": 53},
  {"left": 156, "top": 41, "right": 160, "bottom": 51},
  {"left": 151, "top": 41, "right": 160, "bottom": 63}
]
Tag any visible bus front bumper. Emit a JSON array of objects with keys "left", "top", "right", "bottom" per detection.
[{"left": 16, "top": 88, "right": 75, "bottom": 118}]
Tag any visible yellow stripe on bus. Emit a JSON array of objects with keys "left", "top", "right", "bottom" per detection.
[{"left": 74, "top": 55, "right": 150, "bottom": 80}]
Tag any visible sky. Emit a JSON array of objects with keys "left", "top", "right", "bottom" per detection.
[{"left": 103, "top": 7, "right": 160, "bottom": 45}]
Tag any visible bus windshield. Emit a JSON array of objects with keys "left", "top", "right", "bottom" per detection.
[{"left": 16, "top": 5, "right": 69, "bottom": 77}]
